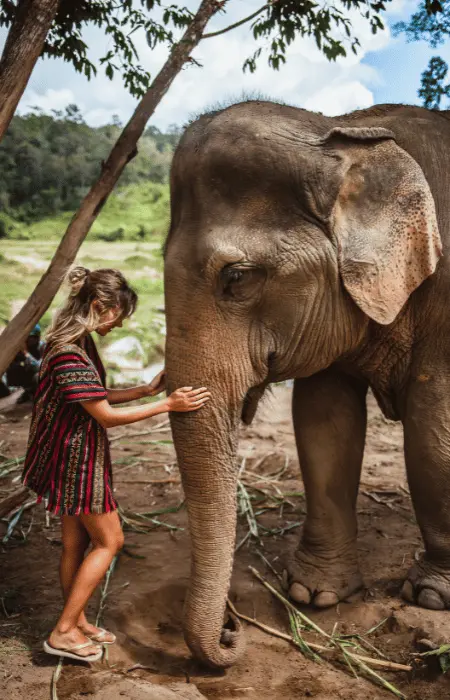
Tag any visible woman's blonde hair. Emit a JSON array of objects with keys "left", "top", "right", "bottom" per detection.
[{"left": 46, "top": 267, "right": 137, "bottom": 347}]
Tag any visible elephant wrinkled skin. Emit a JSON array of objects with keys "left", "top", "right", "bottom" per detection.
[{"left": 163, "top": 101, "right": 450, "bottom": 668}]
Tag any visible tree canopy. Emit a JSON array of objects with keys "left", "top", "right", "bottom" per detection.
[
  {"left": 394, "top": 0, "right": 450, "bottom": 109},
  {"left": 0, "top": 0, "right": 392, "bottom": 99}
]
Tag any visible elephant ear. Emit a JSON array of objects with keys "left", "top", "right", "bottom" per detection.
[{"left": 324, "top": 126, "right": 443, "bottom": 325}]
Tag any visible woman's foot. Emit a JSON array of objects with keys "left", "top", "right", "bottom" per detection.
[
  {"left": 48, "top": 626, "right": 101, "bottom": 658},
  {"left": 78, "top": 621, "right": 116, "bottom": 644}
]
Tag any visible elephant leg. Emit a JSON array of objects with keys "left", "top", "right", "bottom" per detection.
[
  {"left": 401, "top": 371, "right": 450, "bottom": 610},
  {"left": 286, "top": 369, "right": 367, "bottom": 608}
]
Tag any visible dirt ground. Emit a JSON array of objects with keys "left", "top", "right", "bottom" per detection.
[{"left": 1, "top": 384, "right": 450, "bottom": 700}]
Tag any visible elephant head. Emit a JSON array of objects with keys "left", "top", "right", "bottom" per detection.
[{"left": 163, "top": 102, "right": 442, "bottom": 668}]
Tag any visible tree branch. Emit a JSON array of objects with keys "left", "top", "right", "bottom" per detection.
[
  {"left": 0, "top": 0, "right": 227, "bottom": 375},
  {"left": 202, "top": 3, "right": 270, "bottom": 39}
]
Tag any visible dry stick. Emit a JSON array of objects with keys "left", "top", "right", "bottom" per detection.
[
  {"left": 51, "top": 657, "right": 64, "bottom": 700},
  {"left": 0, "top": 486, "right": 29, "bottom": 518},
  {"left": 250, "top": 452, "right": 276, "bottom": 473},
  {"left": 96, "top": 555, "right": 119, "bottom": 627},
  {"left": 0, "top": 0, "right": 60, "bottom": 143},
  {"left": 226, "top": 600, "right": 411, "bottom": 673},
  {"left": 118, "top": 477, "right": 179, "bottom": 485},
  {"left": 0, "top": 0, "right": 228, "bottom": 375},
  {"left": 249, "top": 566, "right": 330, "bottom": 638},
  {"left": 235, "top": 530, "right": 251, "bottom": 553},
  {"left": 255, "top": 550, "right": 283, "bottom": 583},
  {"left": 362, "top": 490, "right": 394, "bottom": 510},
  {"left": 109, "top": 420, "right": 170, "bottom": 443}
]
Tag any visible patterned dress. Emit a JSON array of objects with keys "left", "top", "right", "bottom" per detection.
[{"left": 22, "top": 334, "right": 117, "bottom": 515}]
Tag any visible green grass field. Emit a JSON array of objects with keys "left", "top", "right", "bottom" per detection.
[
  {"left": 0, "top": 239, "right": 166, "bottom": 374},
  {"left": 1, "top": 181, "right": 170, "bottom": 242},
  {"left": 0, "top": 177, "right": 171, "bottom": 379}
]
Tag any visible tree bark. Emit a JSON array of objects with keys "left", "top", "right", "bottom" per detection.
[
  {"left": 0, "top": 0, "right": 60, "bottom": 143},
  {"left": 0, "top": 0, "right": 226, "bottom": 375}
]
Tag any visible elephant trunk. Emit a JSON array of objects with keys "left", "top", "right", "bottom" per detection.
[
  {"left": 169, "top": 399, "right": 244, "bottom": 667},
  {"left": 167, "top": 357, "right": 247, "bottom": 667}
]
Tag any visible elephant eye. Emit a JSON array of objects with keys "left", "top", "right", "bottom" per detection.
[{"left": 218, "top": 265, "right": 267, "bottom": 301}]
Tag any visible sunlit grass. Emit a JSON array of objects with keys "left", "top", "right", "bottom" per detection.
[{"left": 2, "top": 181, "right": 170, "bottom": 242}]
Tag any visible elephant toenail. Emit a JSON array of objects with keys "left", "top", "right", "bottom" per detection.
[
  {"left": 401, "top": 580, "right": 415, "bottom": 603},
  {"left": 289, "top": 583, "right": 311, "bottom": 604},
  {"left": 417, "top": 588, "right": 445, "bottom": 610},
  {"left": 314, "top": 591, "right": 340, "bottom": 608}
]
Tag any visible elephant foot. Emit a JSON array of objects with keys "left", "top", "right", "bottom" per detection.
[
  {"left": 402, "top": 556, "right": 450, "bottom": 610},
  {"left": 284, "top": 544, "right": 363, "bottom": 608}
]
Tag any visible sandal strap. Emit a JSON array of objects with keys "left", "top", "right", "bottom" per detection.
[
  {"left": 69, "top": 641, "right": 99, "bottom": 651},
  {"left": 91, "top": 628, "right": 113, "bottom": 641}
]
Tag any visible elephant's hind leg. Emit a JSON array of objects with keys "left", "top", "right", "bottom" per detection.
[
  {"left": 286, "top": 369, "right": 368, "bottom": 608},
  {"left": 401, "top": 370, "right": 450, "bottom": 610}
]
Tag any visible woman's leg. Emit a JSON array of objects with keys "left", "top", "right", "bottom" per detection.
[
  {"left": 60, "top": 516, "right": 97, "bottom": 635},
  {"left": 49, "top": 511, "right": 123, "bottom": 654}
]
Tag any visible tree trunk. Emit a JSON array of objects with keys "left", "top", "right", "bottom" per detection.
[
  {"left": 0, "top": 0, "right": 225, "bottom": 375},
  {"left": 0, "top": 0, "right": 60, "bottom": 143}
]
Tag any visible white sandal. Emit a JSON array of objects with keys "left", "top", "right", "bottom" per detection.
[
  {"left": 43, "top": 640, "right": 103, "bottom": 662},
  {"left": 87, "top": 627, "right": 116, "bottom": 645}
]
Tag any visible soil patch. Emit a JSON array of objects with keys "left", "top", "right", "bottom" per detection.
[{"left": 1, "top": 386, "right": 449, "bottom": 699}]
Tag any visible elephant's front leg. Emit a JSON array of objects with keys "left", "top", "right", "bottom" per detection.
[
  {"left": 402, "top": 370, "right": 450, "bottom": 610},
  {"left": 286, "top": 369, "right": 368, "bottom": 608}
]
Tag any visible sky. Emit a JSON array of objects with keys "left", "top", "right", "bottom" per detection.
[{"left": 3, "top": 0, "right": 450, "bottom": 130}]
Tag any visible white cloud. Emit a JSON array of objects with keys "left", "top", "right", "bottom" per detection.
[
  {"left": 305, "top": 81, "right": 375, "bottom": 115},
  {"left": 10, "top": 0, "right": 411, "bottom": 128}
]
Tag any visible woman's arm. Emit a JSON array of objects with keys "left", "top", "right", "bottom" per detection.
[
  {"left": 107, "top": 369, "right": 166, "bottom": 404},
  {"left": 82, "top": 386, "right": 210, "bottom": 429},
  {"left": 107, "top": 385, "right": 150, "bottom": 404}
]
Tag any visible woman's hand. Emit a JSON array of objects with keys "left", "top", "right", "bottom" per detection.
[
  {"left": 146, "top": 369, "right": 166, "bottom": 396},
  {"left": 166, "top": 387, "right": 211, "bottom": 412}
]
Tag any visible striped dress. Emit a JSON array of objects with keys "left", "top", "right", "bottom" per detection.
[{"left": 22, "top": 334, "right": 117, "bottom": 515}]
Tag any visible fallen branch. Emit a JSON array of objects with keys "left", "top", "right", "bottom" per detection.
[
  {"left": 362, "top": 490, "right": 394, "bottom": 510},
  {"left": 249, "top": 567, "right": 408, "bottom": 698},
  {"left": 250, "top": 566, "right": 330, "bottom": 639},
  {"left": 96, "top": 555, "right": 119, "bottom": 626},
  {"left": 109, "top": 420, "right": 170, "bottom": 443},
  {"left": 51, "top": 657, "right": 63, "bottom": 700},
  {"left": 0, "top": 486, "right": 29, "bottom": 518},
  {"left": 118, "top": 478, "right": 179, "bottom": 485},
  {"left": 0, "top": 456, "right": 25, "bottom": 478},
  {"left": 226, "top": 598, "right": 411, "bottom": 672}
]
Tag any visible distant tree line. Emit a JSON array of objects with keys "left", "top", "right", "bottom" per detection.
[{"left": 0, "top": 104, "right": 181, "bottom": 223}]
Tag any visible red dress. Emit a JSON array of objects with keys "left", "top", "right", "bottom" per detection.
[{"left": 22, "top": 334, "right": 117, "bottom": 515}]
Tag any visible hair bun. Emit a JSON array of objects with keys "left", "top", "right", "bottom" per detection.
[{"left": 68, "top": 266, "right": 90, "bottom": 297}]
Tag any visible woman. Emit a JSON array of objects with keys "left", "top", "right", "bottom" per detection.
[{"left": 22, "top": 267, "right": 210, "bottom": 662}]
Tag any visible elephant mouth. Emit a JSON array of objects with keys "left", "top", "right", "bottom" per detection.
[
  {"left": 241, "top": 382, "right": 269, "bottom": 425},
  {"left": 241, "top": 352, "right": 276, "bottom": 424}
]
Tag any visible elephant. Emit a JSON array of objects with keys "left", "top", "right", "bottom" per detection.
[{"left": 163, "top": 100, "right": 450, "bottom": 669}]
